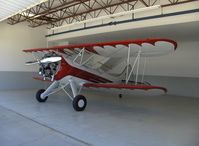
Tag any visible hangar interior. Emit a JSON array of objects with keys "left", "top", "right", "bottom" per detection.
[{"left": 0, "top": 0, "right": 199, "bottom": 146}]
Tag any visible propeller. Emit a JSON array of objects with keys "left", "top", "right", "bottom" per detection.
[{"left": 25, "top": 56, "right": 62, "bottom": 65}]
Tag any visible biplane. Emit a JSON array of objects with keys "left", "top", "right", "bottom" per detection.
[{"left": 24, "top": 38, "right": 177, "bottom": 111}]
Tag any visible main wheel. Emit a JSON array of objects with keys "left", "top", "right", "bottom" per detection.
[
  {"left": 36, "top": 89, "right": 48, "bottom": 102},
  {"left": 73, "top": 95, "right": 87, "bottom": 111}
]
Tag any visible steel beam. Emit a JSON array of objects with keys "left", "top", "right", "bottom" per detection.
[{"left": 7, "top": 0, "right": 199, "bottom": 28}]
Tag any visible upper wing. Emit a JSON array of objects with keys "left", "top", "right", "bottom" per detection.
[
  {"left": 23, "top": 38, "right": 177, "bottom": 57},
  {"left": 23, "top": 38, "right": 177, "bottom": 72}
]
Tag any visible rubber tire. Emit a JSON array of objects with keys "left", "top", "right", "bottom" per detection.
[
  {"left": 73, "top": 95, "right": 87, "bottom": 111},
  {"left": 119, "top": 94, "right": 122, "bottom": 99},
  {"left": 36, "top": 89, "right": 48, "bottom": 102}
]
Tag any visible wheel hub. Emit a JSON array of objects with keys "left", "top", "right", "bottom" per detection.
[{"left": 78, "top": 99, "right": 85, "bottom": 108}]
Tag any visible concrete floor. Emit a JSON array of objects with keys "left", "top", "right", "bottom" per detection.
[{"left": 0, "top": 89, "right": 199, "bottom": 146}]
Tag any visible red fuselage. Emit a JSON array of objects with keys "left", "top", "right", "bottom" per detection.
[{"left": 54, "top": 59, "right": 111, "bottom": 83}]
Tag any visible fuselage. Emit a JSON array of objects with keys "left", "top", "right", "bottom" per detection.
[{"left": 54, "top": 57, "right": 114, "bottom": 83}]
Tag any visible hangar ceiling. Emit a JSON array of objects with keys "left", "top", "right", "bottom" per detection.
[
  {"left": 5, "top": 0, "right": 198, "bottom": 28},
  {"left": 0, "top": 0, "right": 47, "bottom": 22}
]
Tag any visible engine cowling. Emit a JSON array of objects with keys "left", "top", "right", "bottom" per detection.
[
  {"left": 39, "top": 62, "right": 60, "bottom": 79},
  {"left": 38, "top": 53, "right": 61, "bottom": 81}
]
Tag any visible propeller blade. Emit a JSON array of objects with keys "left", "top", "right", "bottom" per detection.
[
  {"left": 40, "top": 56, "right": 62, "bottom": 64},
  {"left": 25, "top": 60, "right": 39, "bottom": 65},
  {"left": 25, "top": 57, "right": 61, "bottom": 65}
]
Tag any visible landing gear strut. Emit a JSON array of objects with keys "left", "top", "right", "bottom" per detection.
[{"left": 35, "top": 79, "right": 87, "bottom": 111}]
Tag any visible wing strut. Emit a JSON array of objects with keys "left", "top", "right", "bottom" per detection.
[
  {"left": 73, "top": 48, "right": 85, "bottom": 65},
  {"left": 141, "top": 57, "right": 147, "bottom": 83},
  {"left": 125, "top": 44, "right": 142, "bottom": 84}
]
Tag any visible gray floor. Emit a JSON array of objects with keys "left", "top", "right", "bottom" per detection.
[{"left": 0, "top": 89, "right": 199, "bottom": 146}]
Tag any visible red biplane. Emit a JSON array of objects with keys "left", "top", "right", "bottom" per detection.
[{"left": 24, "top": 38, "right": 177, "bottom": 111}]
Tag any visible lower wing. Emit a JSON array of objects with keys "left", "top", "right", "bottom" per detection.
[{"left": 83, "top": 83, "right": 167, "bottom": 93}]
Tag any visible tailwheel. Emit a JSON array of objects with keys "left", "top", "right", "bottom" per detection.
[
  {"left": 73, "top": 95, "right": 87, "bottom": 111},
  {"left": 36, "top": 89, "right": 48, "bottom": 102}
]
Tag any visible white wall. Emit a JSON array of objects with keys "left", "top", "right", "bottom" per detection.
[
  {"left": 0, "top": 21, "right": 48, "bottom": 90},
  {"left": 0, "top": 21, "right": 47, "bottom": 72},
  {"left": 146, "top": 40, "right": 199, "bottom": 78}
]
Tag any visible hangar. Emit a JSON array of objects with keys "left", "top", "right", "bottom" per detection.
[{"left": 0, "top": 0, "right": 199, "bottom": 145}]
